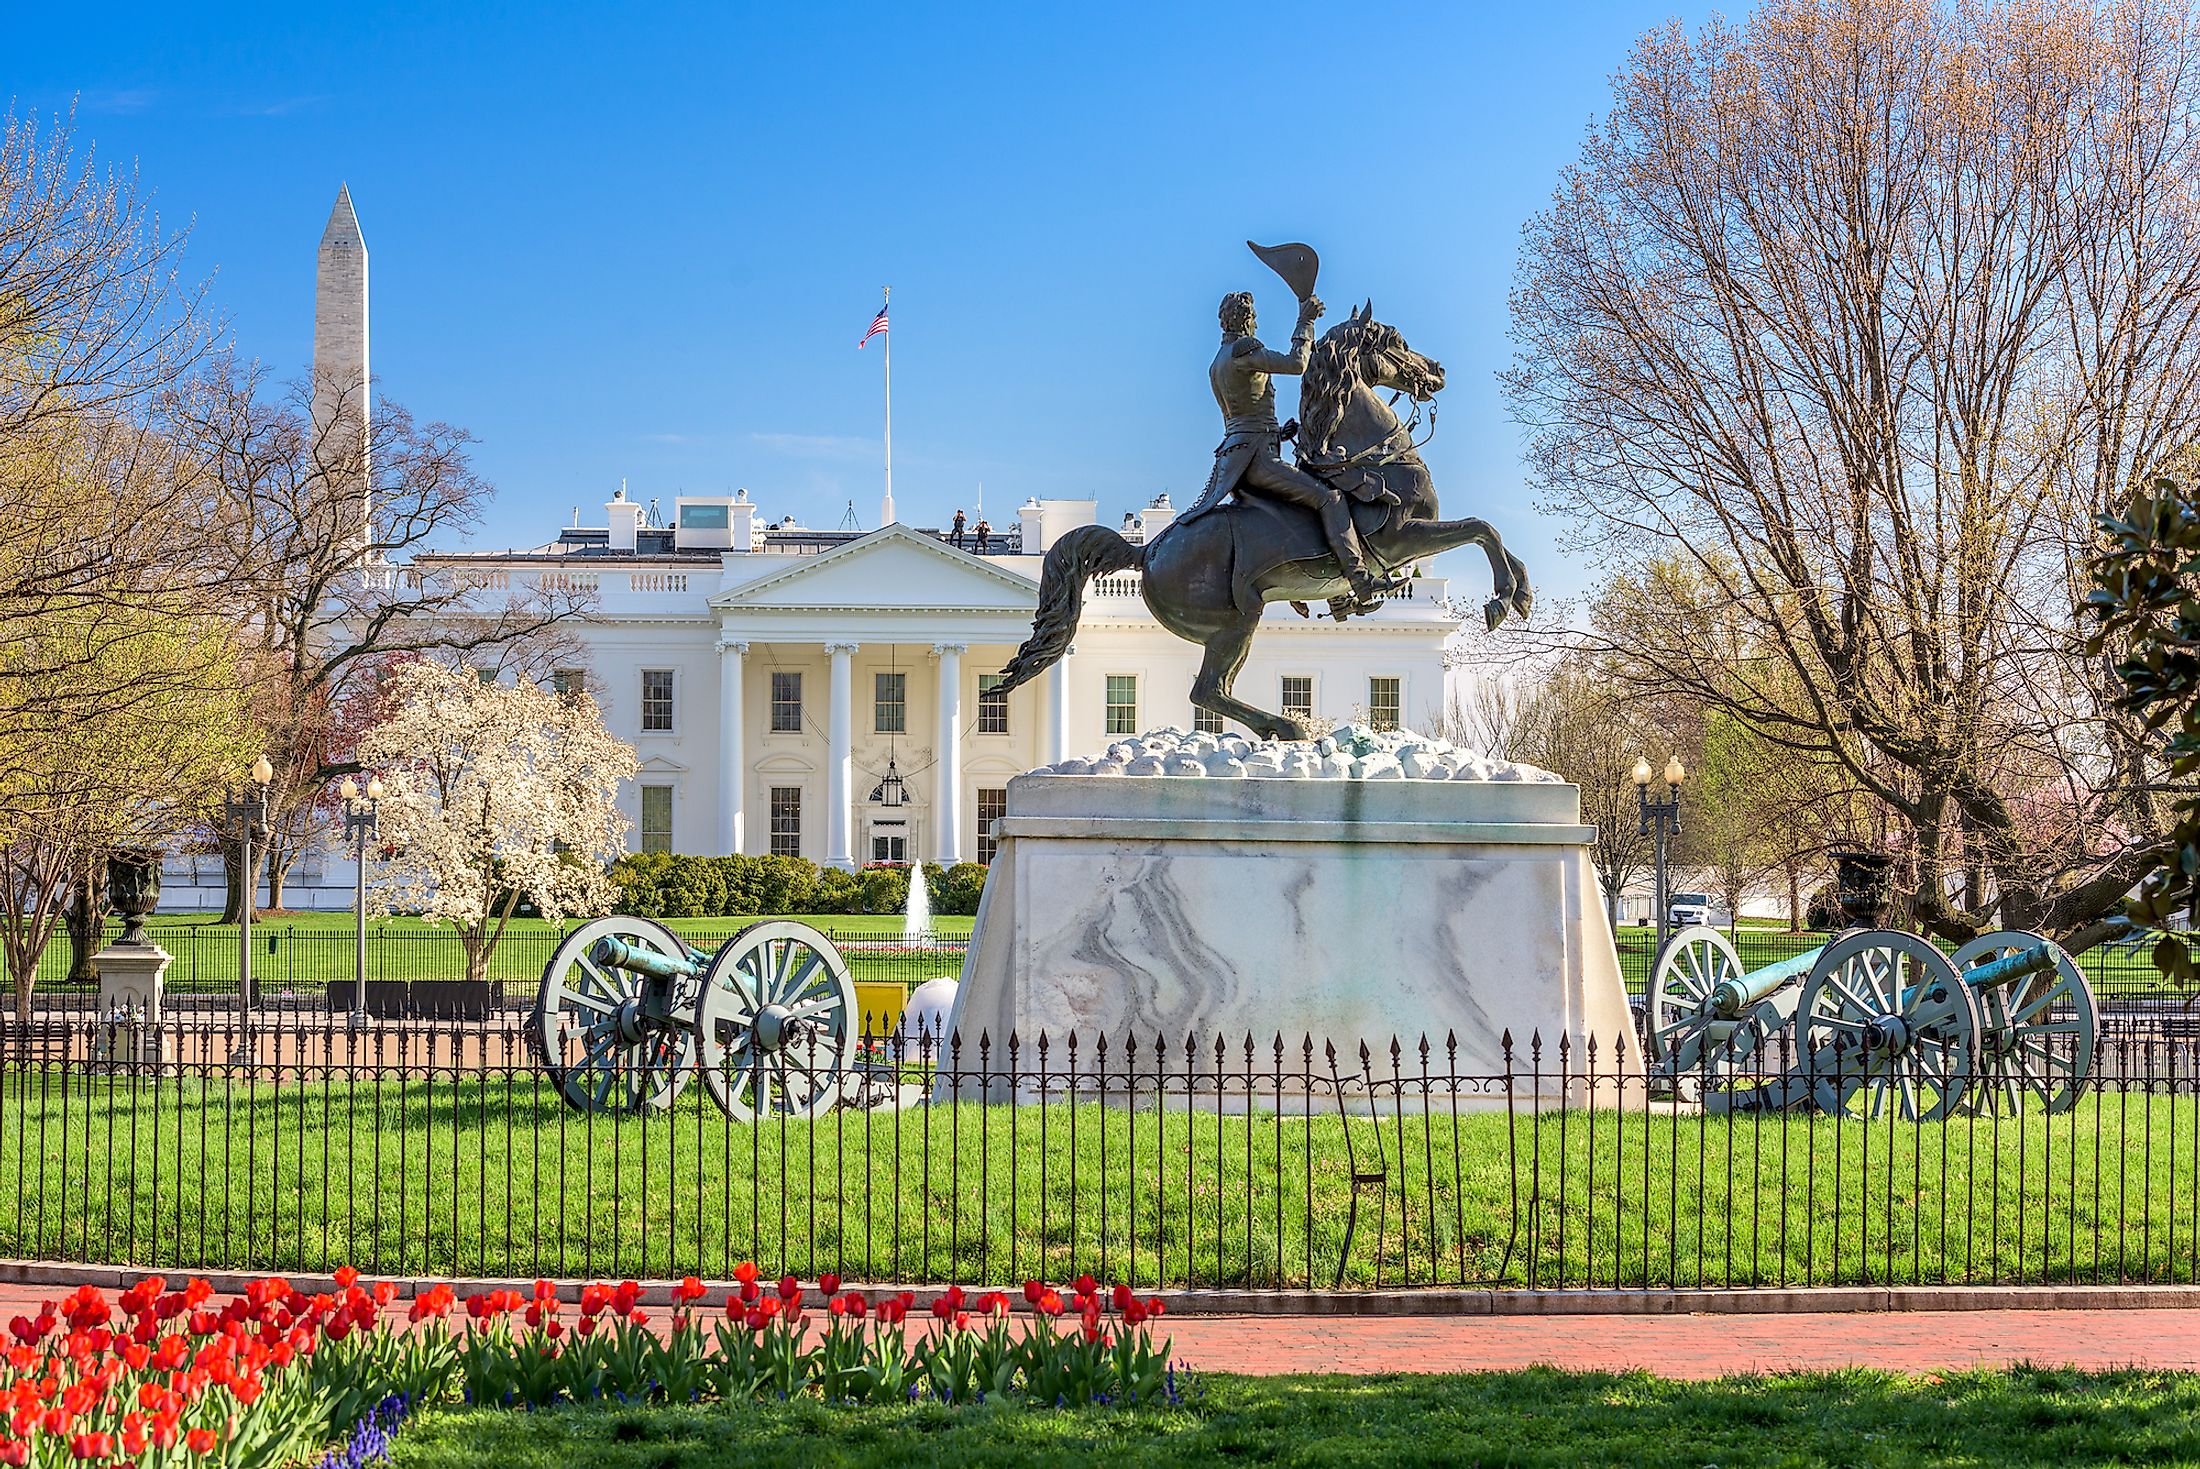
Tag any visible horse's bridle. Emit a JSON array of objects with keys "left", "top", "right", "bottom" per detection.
[{"left": 1302, "top": 335, "right": 1439, "bottom": 474}]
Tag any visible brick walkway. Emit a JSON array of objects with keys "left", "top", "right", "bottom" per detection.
[
  {"left": 1154, "top": 1309, "right": 2200, "bottom": 1377},
  {"left": 7, "top": 1273, "right": 2199, "bottom": 1378}
]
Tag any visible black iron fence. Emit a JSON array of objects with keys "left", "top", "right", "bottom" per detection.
[
  {"left": 35, "top": 922, "right": 2195, "bottom": 1015},
  {"left": 4, "top": 1015, "right": 2194, "bottom": 1292}
]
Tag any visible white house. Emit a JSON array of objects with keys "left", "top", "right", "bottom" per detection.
[{"left": 414, "top": 490, "right": 1461, "bottom": 868}]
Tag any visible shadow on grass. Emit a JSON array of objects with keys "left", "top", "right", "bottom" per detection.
[{"left": 387, "top": 1367, "right": 2200, "bottom": 1469}]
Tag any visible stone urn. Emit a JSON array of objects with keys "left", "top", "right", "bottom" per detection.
[
  {"left": 1830, "top": 850, "right": 1894, "bottom": 929},
  {"left": 106, "top": 848, "right": 163, "bottom": 946}
]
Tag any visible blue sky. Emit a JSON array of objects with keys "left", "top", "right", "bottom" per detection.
[{"left": 16, "top": 1, "right": 1723, "bottom": 604}]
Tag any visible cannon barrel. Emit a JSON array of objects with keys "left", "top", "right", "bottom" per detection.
[
  {"left": 1958, "top": 941, "right": 2059, "bottom": 993},
  {"left": 588, "top": 934, "right": 705, "bottom": 983},
  {"left": 1710, "top": 945, "right": 1826, "bottom": 1019}
]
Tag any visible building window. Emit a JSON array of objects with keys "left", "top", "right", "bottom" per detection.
[
  {"left": 1281, "top": 675, "right": 1313, "bottom": 722},
  {"left": 1192, "top": 706, "right": 1225, "bottom": 735},
  {"left": 770, "top": 671, "right": 802, "bottom": 733},
  {"left": 872, "top": 828, "right": 907, "bottom": 863},
  {"left": 976, "top": 788, "right": 1008, "bottom": 863},
  {"left": 640, "top": 669, "right": 674, "bottom": 732},
  {"left": 551, "top": 668, "right": 585, "bottom": 699},
  {"left": 977, "top": 673, "right": 1010, "bottom": 734},
  {"left": 874, "top": 671, "right": 906, "bottom": 734},
  {"left": 769, "top": 786, "right": 802, "bottom": 857},
  {"left": 639, "top": 784, "right": 673, "bottom": 853},
  {"left": 475, "top": 666, "right": 498, "bottom": 684},
  {"left": 1105, "top": 675, "right": 1138, "bottom": 736},
  {"left": 1368, "top": 677, "right": 1402, "bottom": 731}
]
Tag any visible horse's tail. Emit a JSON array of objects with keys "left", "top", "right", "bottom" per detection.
[{"left": 996, "top": 525, "right": 1142, "bottom": 694}]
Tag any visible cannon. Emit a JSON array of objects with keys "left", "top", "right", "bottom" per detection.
[
  {"left": 1645, "top": 925, "right": 2098, "bottom": 1120},
  {"left": 529, "top": 916, "right": 860, "bottom": 1118}
]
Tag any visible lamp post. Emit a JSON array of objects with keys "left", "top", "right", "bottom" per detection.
[
  {"left": 223, "top": 757, "right": 274, "bottom": 1012},
  {"left": 339, "top": 774, "right": 383, "bottom": 1028},
  {"left": 1635, "top": 754, "right": 1686, "bottom": 953}
]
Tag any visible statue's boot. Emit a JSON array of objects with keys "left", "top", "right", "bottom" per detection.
[{"left": 1316, "top": 495, "right": 1399, "bottom": 605}]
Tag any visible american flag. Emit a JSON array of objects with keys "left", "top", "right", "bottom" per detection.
[{"left": 857, "top": 305, "right": 889, "bottom": 348}]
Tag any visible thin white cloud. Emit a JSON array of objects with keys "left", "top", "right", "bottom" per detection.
[{"left": 82, "top": 89, "right": 158, "bottom": 115}]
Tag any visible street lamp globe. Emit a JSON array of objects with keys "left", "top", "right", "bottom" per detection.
[
  {"left": 251, "top": 756, "right": 274, "bottom": 785},
  {"left": 366, "top": 776, "right": 384, "bottom": 800},
  {"left": 340, "top": 776, "right": 359, "bottom": 801},
  {"left": 1632, "top": 757, "right": 1653, "bottom": 787},
  {"left": 1664, "top": 755, "right": 1686, "bottom": 787}
]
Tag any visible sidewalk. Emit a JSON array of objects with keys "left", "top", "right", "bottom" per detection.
[
  {"left": 1154, "top": 1309, "right": 2200, "bottom": 1377},
  {"left": 8, "top": 1270, "right": 2199, "bottom": 1378}
]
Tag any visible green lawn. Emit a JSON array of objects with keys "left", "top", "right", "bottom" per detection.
[
  {"left": 7, "top": 1073, "right": 2191, "bottom": 1289},
  {"left": 387, "top": 1368, "right": 2200, "bottom": 1468},
  {"left": 37, "top": 912, "right": 973, "bottom": 993}
]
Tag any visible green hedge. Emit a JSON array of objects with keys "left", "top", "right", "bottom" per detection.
[{"left": 608, "top": 853, "right": 987, "bottom": 920}]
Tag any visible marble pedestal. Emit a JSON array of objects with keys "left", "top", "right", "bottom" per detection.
[
  {"left": 93, "top": 941, "right": 172, "bottom": 1066},
  {"left": 940, "top": 773, "right": 1634, "bottom": 1103}
]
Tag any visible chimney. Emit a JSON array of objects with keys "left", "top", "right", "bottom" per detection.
[
  {"left": 1138, "top": 491, "right": 1176, "bottom": 541},
  {"left": 1018, "top": 497, "right": 1046, "bottom": 555},
  {"left": 607, "top": 485, "right": 641, "bottom": 552},
  {"left": 730, "top": 488, "right": 757, "bottom": 551}
]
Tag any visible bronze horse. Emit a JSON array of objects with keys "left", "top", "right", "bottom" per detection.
[{"left": 996, "top": 306, "right": 1532, "bottom": 741}]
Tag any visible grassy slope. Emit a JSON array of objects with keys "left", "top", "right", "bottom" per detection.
[
  {"left": 388, "top": 1368, "right": 2200, "bottom": 1469},
  {"left": 7, "top": 1076, "right": 2191, "bottom": 1288}
]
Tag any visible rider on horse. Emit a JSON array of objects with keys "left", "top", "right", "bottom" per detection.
[{"left": 1177, "top": 289, "right": 1401, "bottom": 610}]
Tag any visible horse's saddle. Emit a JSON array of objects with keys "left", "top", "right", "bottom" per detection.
[{"left": 1220, "top": 490, "right": 1400, "bottom": 617}]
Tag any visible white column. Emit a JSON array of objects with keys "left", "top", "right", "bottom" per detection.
[
  {"left": 932, "top": 643, "right": 966, "bottom": 862},
  {"left": 1049, "top": 644, "right": 1075, "bottom": 762},
  {"left": 825, "top": 641, "right": 858, "bottom": 867},
  {"left": 715, "top": 637, "right": 747, "bottom": 854}
]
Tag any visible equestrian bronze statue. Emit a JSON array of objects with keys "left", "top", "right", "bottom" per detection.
[{"left": 996, "top": 241, "right": 1533, "bottom": 742}]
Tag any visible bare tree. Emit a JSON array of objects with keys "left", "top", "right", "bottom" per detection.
[
  {"left": 1508, "top": 0, "right": 2200, "bottom": 950},
  {"left": 0, "top": 106, "right": 228, "bottom": 808},
  {"left": 167, "top": 360, "right": 588, "bottom": 916},
  {"left": 1482, "top": 658, "right": 1678, "bottom": 927}
]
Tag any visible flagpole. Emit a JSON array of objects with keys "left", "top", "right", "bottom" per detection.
[{"left": 880, "top": 286, "right": 894, "bottom": 527}]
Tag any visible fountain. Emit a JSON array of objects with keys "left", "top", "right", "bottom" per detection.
[{"left": 901, "top": 861, "right": 932, "bottom": 943}]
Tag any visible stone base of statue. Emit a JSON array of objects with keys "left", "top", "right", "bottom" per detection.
[
  {"left": 93, "top": 941, "right": 173, "bottom": 1068},
  {"left": 937, "top": 728, "right": 1636, "bottom": 1105}
]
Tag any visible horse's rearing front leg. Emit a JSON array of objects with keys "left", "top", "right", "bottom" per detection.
[{"left": 1369, "top": 515, "right": 1529, "bottom": 629}]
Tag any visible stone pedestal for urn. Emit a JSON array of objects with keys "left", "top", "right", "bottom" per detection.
[
  {"left": 937, "top": 728, "right": 1637, "bottom": 1105},
  {"left": 93, "top": 943, "right": 172, "bottom": 1066}
]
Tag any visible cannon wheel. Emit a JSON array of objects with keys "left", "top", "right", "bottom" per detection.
[
  {"left": 532, "top": 915, "right": 701, "bottom": 1114},
  {"left": 1797, "top": 929, "right": 1979, "bottom": 1121},
  {"left": 1953, "top": 931, "right": 2097, "bottom": 1115},
  {"left": 696, "top": 920, "right": 859, "bottom": 1121},
  {"left": 1646, "top": 926, "right": 1753, "bottom": 1072}
]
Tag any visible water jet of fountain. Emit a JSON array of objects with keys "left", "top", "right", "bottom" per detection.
[{"left": 902, "top": 862, "right": 932, "bottom": 944}]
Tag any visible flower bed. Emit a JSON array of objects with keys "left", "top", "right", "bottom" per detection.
[{"left": 0, "top": 1268, "right": 1175, "bottom": 1465}]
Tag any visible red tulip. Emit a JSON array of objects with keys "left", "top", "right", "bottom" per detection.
[
  {"left": 733, "top": 1262, "right": 760, "bottom": 1285},
  {"left": 186, "top": 1427, "right": 215, "bottom": 1454},
  {"left": 777, "top": 1276, "right": 800, "bottom": 1302},
  {"left": 818, "top": 1273, "right": 841, "bottom": 1296},
  {"left": 333, "top": 1267, "right": 359, "bottom": 1289}
]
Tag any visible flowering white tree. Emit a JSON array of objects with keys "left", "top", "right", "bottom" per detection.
[{"left": 358, "top": 660, "right": 636, "bottom": 983}]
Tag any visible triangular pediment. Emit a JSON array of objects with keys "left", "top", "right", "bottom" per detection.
[{"left": 710, "top": 524, "right": 1040, "bottom": 611}]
